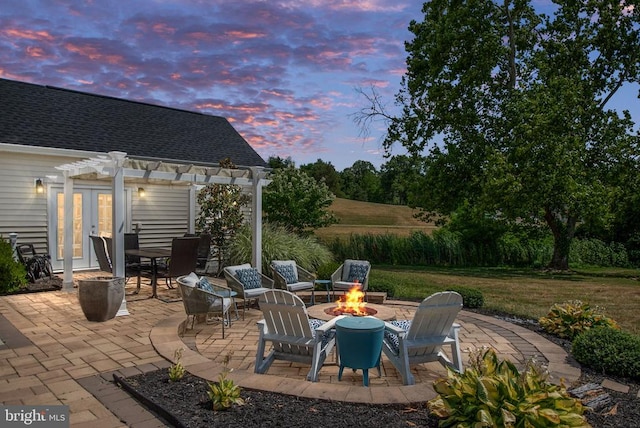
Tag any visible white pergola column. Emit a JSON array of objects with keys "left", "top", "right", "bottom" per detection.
[
  {"left": 110, "top": 151, "right": 129, "bottom": 316},
  {"left": 251, "top": 167, "right": 264, "bottom": 273},
  {"left": 62, "top": 171, "right": 74, "bottom": 291},
  {"left": 188, "top": 184, "right": 197, "bottom": 234}
]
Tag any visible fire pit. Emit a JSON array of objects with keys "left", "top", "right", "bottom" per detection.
[
  {"left": 308, "top": 302, "right": 395, "bottom": 321},
  {"left": 326, "top": 285, "right": 375, "bottom": 317},
  {"left": 325, "top": 306, "right": 378, "bottom": 317}
]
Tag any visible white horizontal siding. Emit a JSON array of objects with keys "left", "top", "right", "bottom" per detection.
[
  {"left": 133, "top": 184, "right": 191, "bottom": 248},
  {"left": 0, "top": 151, "right": 80, "bottom": 255}
]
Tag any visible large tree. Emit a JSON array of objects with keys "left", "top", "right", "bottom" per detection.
[
  {"left": 300, "top": 159, "right": 344, "bottom": 197},
  {"left": 263, "top": 167, "right": 337, "bottom": 235},
  {"left": 369, "top": 0, "right": 640, "bottom": 270},
  {"left": 378, "top": 155, "right": 425, "bottom": 205},
  {"left": 340, "top": 160, "right": 382, "bottom": 202}
]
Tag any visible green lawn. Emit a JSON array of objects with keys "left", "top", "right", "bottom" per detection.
[
  {"left": 315, "top": 198, "right": 640, "bottom": 334},
  {"left": 372, "top": 265, "right": 640, "bottom": 334}
]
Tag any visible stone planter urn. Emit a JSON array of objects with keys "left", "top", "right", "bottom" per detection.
[{"left": 78, "top": 276, "right": 125, "bottom": 322}]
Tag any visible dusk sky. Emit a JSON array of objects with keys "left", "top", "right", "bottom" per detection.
[{"left": 1, "top": 1, "right": 638, "bottom": 171}]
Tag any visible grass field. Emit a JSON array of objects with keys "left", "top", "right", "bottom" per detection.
[
  {"left": 372, "top": 266, "right": 640, "bottom": 334},
  {"left": 314, "top": 198, "right": 437, "bottom": 240},
  {"left": 314, "top": 198, "right": 640, "bottom": 334}
]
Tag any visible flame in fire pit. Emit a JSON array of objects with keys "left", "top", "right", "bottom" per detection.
[{"left": 326, "top": 283, "right": 376, "bottom": 317}]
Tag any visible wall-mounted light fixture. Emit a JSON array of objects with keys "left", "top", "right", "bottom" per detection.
[
  {"left": 138, "top": 187, "right": 146, "bottom": 198},
  {"left": 35, "top": 178, "right": 45, "bottom": 195}
]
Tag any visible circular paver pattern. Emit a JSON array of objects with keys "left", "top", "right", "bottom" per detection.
[{"left": 150, "top": 299, "right": 581, "bottom": 405}]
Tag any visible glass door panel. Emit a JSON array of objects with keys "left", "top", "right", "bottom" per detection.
[
  {"left": 56, "top": 192, "right": 84, "bottom": 260},
  {"left": 97, "top": 193, "right": 112, "bottom": 237},
  {"left": 50, "top": 187, "right": 123, "bottom": 271}
]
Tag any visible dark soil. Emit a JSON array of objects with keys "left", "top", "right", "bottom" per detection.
[
  {"left": 120, "top": 315, "right": 640, "bottom": 428},
  {"left": 0, "top": 276, "right": 63, "bottom": 295},
  {"left": 118, "top": 371, "right": 439, "bottom": 428}
]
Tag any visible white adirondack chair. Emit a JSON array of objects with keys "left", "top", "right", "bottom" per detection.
[
  {"left": 255, "top": 289, "right": 344, "bottom": 382},
  {"left": 382, "top": 291, "right": 464, "bottom": 385}
]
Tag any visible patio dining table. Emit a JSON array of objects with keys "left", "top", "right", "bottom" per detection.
[{"left": 125, "top": 247, "right": 171, "bottom": 298}]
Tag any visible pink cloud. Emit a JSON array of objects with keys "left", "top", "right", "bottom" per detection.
[{"left": 3, "top": 28, "right": 54, "bottom": 41}]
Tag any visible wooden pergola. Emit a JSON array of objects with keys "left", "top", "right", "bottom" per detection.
[{"left": 55, "top": 151, "right": 270, "bottom": 316}]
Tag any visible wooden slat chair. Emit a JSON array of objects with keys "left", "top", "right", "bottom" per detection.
[
  {"left": 255, "top": 289, "right": 344, "bottom": 382},
  {"left": 382, "top": 291, "right": 464, "bottom": 385}
]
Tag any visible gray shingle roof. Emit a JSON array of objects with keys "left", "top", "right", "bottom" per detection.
[{"left": 0, "top": 78, "right": 266, "bottom": 167}]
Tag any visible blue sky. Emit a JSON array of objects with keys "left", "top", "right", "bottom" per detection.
[{"left": 1, "top": 1, "right": 638, "bottom": 171}]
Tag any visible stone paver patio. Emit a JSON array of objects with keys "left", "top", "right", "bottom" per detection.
[{"left": 0, "top": 273, "right": 580, "bottom": 427}]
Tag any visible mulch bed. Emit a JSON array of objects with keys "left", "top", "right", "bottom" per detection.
[
  {"left": 116, "top": 370, "right": 438, "bottom": 428},
  {"left": 1, "top": 276, "right": 63, "bottom": 295}
]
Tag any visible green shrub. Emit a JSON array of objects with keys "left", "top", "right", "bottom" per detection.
[
  {"left": 428, "top": 348, "right": 589, "bottom": 427},
  {"left": 368, "top": 278, "right": 395, "bottom": 298},
  {"left": 228, "top": 223, "right": 333, "bottom": 275},
  {"left": 570, "top": 238, "right": 630, "bottom": 267},
  {"left": 445, "top": 286, "right": 484, "bottom": 308},
  {"left": 572, "top": 327, "right": 640, "bottom": 380},
  {"left": 315, "top": 261, "right": 340, "bottom": 280},
  {"left": 539, "top": 300, "right": 619, "bottom": 340},
  {"left": 0, "top": 238, "right": 27, "bottom": 294}
]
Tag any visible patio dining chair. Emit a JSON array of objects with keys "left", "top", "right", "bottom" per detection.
[
  {"left": 184, "top": 233, "right": 212, "bottom": 272},
  {"left": 223, "top": 263, "right": 273, "bottom": 319},
  {"left": 90, "top": 235, "right": 112, "bottom": 273},
  {"left": 255, "top": 289, "right": 344, "bottom": 381},
  {"left": 154, "top": 237, "right": 200, "bottom": 289},
  {"left": 103, "top": 233, "right": 148, "bottom": 287},
  {"left": 382, "top": 291, "right": 464, "bottom": 385}
]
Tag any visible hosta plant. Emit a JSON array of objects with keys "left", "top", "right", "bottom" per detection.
[
  {"left": 427, "top": 347, "right": 590, "bottom": 427},
  {"left": 539, "top": 300, "right": 619, "bottom": 340},
  {"left": 168, "top": 348, "right": 185, "bottom": 382},
  {"left": 207, "top": 353, "right": 244, "bottom": 411}
]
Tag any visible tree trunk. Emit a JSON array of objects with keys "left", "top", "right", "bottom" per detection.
[{"left": 544, "top": 208, "right": 577, "bottom": 271}]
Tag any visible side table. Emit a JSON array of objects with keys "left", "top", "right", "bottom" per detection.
[
  {"left": 335, "top": 316, "right": 385, "bottom": 386},
  {"left": 314, "top": 279, "right": 332, "bottom": 303}
]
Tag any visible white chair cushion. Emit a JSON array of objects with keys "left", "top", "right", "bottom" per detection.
[
  {"left": 181, "top": 272, "right": 200, "bottom": 287},
  {"left": 209, "top": 297, "right": 232, "bottom": 311},
  {"left": 244, "top": 287, "right": 272, "bottom": 298},
  {"left": 333, "top": 280, "right": 359, "bottom": 290},
  {"left": 286, "top": 281, "right": 314, "bottom": 292}
]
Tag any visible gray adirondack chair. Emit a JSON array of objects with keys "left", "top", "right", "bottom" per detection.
[
  {"left": 255, "top": 289, "right": 344, "bottom": 382},
  {"left": 382, "top": 291, "right": 464, "bottom": 385}
]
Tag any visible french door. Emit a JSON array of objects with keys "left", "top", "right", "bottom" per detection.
[{"left": 48, "top": 186, "right": 130, "bottom": 271}]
